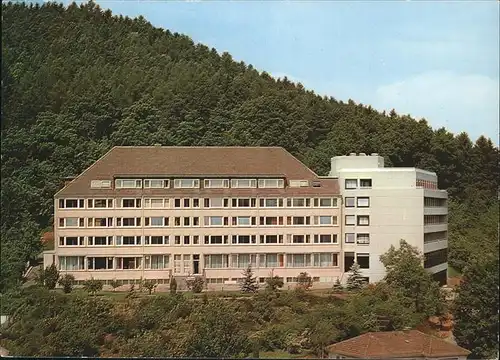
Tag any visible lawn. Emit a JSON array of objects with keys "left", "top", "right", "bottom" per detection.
[{"left": 259, "top": 350, "right": 309, "bottom": 359}]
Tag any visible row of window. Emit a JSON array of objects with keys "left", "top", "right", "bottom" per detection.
[
  {"left": 416, "top": 179, "right": 438, "bottom": 190},
  {"left": 424, "top": 231, "right": 447, "bottom": 244},
  {"left": 108, "top": 178, "right": 288, "bottom": 190},
  {"left": 344, "top": 233, "right": 370, "bottom": 245},
  {"left": 345, "top": 197, "right": 370, "bottom": 208},
  {"left": 345, "top": 178, "right": 372, "bottom": 189},
  {"left": 424, "top": 215, "right": 448, "bottom": 225},
  {"left": 58, "top": 197, "right": 339, "bottom": 209},
  {"left": 58, "top": 233, "right": 340, "bottom": 247},
  {"left": 58, "top": 252, "right": 340, "bottom": 271},
  {"left": 424, "top": 197, "right": 447, "bottom": 207},
  {"left": 424, "top": 248, "right": 448, "bottom": 268},
  {"left": 58, "top": 215, "right": 339, "bottom": 228},
  {"left": 345, "top": 215, "right": 370, "bottom": 226}
]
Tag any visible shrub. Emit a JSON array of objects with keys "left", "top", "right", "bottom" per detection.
[
  {"left": 190, "top": 277, "right": 205, "bottom": 293},
  {"left": 296, "top": 272, "right": 312, "bottom": 290},
  {"left": 109, "top": 279, "right": 120, "bottom": 292},
  {"left": 170, "top": 278, "right": 177, "bottom": 294},
  {"left": 58, "top": 274, "right": 75, "bottom": 293},
  {"left": 142, "top": 280, "right": 157, "bottom": 295},
  {"left": 37, "top": 264, "right": 60, "bottom": 290},
  {"left": 265, "top": 275, "right": 284, "bottom": 292},
  {"left": 83, "top": 278, "right": 103, "bottom": 295}
]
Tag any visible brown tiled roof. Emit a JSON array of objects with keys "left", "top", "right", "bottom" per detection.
[
  {"left": 56, "top": 146, "right": 339, "bottom": 197},
  {"left": 326, "top": 330, "right": 470, "bottom": 359}
]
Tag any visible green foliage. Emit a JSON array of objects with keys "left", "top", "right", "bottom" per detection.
[
  {"left": 296, "top": 272, "right": 312, "bottom": 290},
  {"left": 454, "top": 257, "right": 499, "bottom": 359},
  {"left": 58, "top": 274, "right": 75, "bottom": 294},
  {"left": 190, "top": 277, "right": 205, "bottom": 293},
  {"left": 83, "top": 278, "right": 103, "bottom": 296},
  {"left": 332, "top": 278, "right": 343, "bottom": 293},
  {"left": 380, "top": 240, "right": 445, "bottom": 317},
  {"left": 37, "top": 264, "right": 60, "bottom": 290},
  {"left": 185, "top": 299, "right": 251, "bottom": 357},
  {"left": 142, "top": 279, "right": 156, "bottom": 295},
  {"left": 109, "top": 279, "right": 120, "bottom": 291},
  {"left": 169, "top": 278, "right": 177, "bottom": 294},
  {"left": 241, "top": 265, "right": 258, "bottom": 293},
  {"left": 1, "top": 1, "right": 498, "bottom": 293},
  {"left": 345, "top": 262, "right": 365, "bottom": 291},
  {"left": 265, "top": 275, "right": 284, "bottom": 292}
]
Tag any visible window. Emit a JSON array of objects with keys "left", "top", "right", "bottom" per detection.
[
  {"left": 259, "top": 198, "right": 284, "bottom": 208},
  {"left": 116, "top": 257, "right": 142, "bottom": 270},
  {"left": 121, "top": 198, "right": 141, "bottom": 208},
  {"left": 424, "top": 215, "right": 448, "bottom": 225},
  {"left": 231, "top": 254, "right": 257, "bottom": 268},
  {"left": 87, "top": 218, "right": 113, "bottom": 227},
  {"left": 235, "top": 216, "right": 253, "bottom": 226},
  {"left": 345, "top": 215, "right": 356, "bottom": 226},
  {"left": 287, "top": 254, "right": 311, "bottom": 267},
  {"left": 231, "top": 235, "right": 257, "bottom": 244},
  {"left": 357, "top": 197, "right": 370, "bottom": 207},
  {"left": 313, "top": 253, "right": 338, "bottom": 267},
  {"left": 59, "top": 217, "right": 85, "bottom": 228},
  {"left": 318, "top": 198, "right": 335, "bottom": 207},
  {"left": 291, "top": 235, "right": 306, "bottom": 244},
  {"left": 58, "top": 256, "right": 85, "bottom": 270},
  {"left": 345, "top": 197, "right": 355, "bottom": 207},
  {"left": 145, "top": 217, "right": 167, "bottom": 227},
  {"left": 206, "top": 216, "right": 223, "bottom": 226},
  {"left": 204, "top": 179, "right": 229, "bottom": 188},
  {"left": 145, "top": 255, "right": 170, "bottom": 269},
  {"left": 59, "top": 236, "right": 84, "bottom": 246},
  {"left": 314, "top": 234, "right": 337, "bottom": 244},
  {"left": 345, "top": 179, "right": 357, "bottom": 189},
  {"left": 115, "top": 179, "right": 142, "bottom": 189},
  {"left": 90, "top": 180, "right": 112, "bottom": 189},
  {"left": 356, "top": 253, "right": 370, "bottom": 269},
  {"left": 88, "top": 257, "right": 114, "bottom": 270},
  {"left": 356, "top": 233, "right": 370, "bottom": 245},
  {"left": 345, "top": 233, "right": 355, "bottom": 244},
  {"left": 424, "top": 197, "right": 447, "bottom": 207},
  {"left": 314, "top": 216, "right": 333, "bottom": 226},
  {"left": 258, "top": 179, "right": 284, "bottom": 188},
  {"left": 58, "top": 199, "right": 85, "bottom": 209},
  {"left": 203, "top": 235, "right": 228, "bottom": 245},
  {"left": 204, "top": 254, "right": 229, "bottom": 268},
  {"left": 174, "top": 179, "right": 200, "bottom": 188},
  {"left": 144, "top": 198, "right": 169, "bottom": 208},
  {"left": 88, "top": 236, "right": 113, "bottom": 246},
  {"left": 288, "top": 180, "right": 309, "bottom": 188},
  {"left": 357, "top": 215, "right": 370, "bottom": 226},
  {"left": 116, "top": 236, "right": 141, "bottom": 246},
  {"left": 231, "top": 179, "right": 257, "bottom": 188},
  {"left": 144, "top": 179, "right": 169, "bottom": 188},
  {"left": 360, "top": 179, "right": 372, "bottom": 188},
  {"left": 259, "top": 253, "right": 283, "bottom": 268},
  {"left": 424, "top": 249, "right": 448, "bottom": 268},
  {"left": 262, "top": 235, "right": 282, "bottom": 244},
  {"left": 145, "top": 235, "right": 169, "bottom": 245},
  {"left": 424, "top": 231, "right": 447, "bottom": 243},
  {"left": 87, "top": 198, "right": 113, "bottom": 208},
  {"left": 117, "top": 217, "right": 141, "bottom": 227},
  {"left": 232, "top": 198, "right": 256, "bottom": 208},
  {"left": 287, "top": 198, "right": 310, "bottom": 207}
]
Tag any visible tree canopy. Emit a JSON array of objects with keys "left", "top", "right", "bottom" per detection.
[{"left": 1, "top": 1, "right": 498, "bottom": 292}]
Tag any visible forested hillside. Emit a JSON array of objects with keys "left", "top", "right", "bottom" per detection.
[{"left": 1, "top": 1, "right": 498, "bottom": 290}]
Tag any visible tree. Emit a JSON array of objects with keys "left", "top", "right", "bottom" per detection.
[
  {"left": 380, "top": 239, "right": 445, "bottom": 317},
  {"left": 189, "top": 277, "right": 205, "bottom": 293},
  {"left": 265, "top": 274, "right": 284, "bottom": 292},
  {"left": 296, "top": 272, "right": 312, "bottom": 290},
  {"left": 37, "top": 264, "right": 60, "bottom": 290},
  {"left": 240, "top": 265, "right": 258, "bottom": 293},
  {"left": 170, "top": 277, "right": 177, "bottom": 294},
  {"left": 58, "top": 274, "right": 75, "bottom": 294},
  {"left": 345, "top": 262, "right": 365, "bottom": 291},
  {"left": 185, "top": 299, "right": 251, "bottom": 357},
  {"left": 109, "top": 279, "right": 120, "bottom": 292},
  {"left": 332, "top": 278, "right": 343, "bottom": 293},
  {"left": 83, "top": 278, "right": 103, "bottom": 296},
  {"left": 454, "top": 257, "right": 499, "bottom": 359},
  {"left": 142, "top": 279, "right": 157, "bottom": 295}
]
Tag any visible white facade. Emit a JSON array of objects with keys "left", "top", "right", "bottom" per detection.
[{"left": 329, "top": 153, "right": 448, "bottom": 284}]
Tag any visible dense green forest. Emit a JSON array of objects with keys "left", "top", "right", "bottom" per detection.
[{"left": 1, "top": 1, "right": 498, "bottom": 291}]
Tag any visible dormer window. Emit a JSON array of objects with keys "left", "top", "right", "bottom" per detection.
[
  {"left": 258, "top": 179, "right": 284, "bottom": 188},
  {"left": 204, "top": 179, "right": 229, "bottom": 188},
  {"left": 174, "top": 179, "right": 200, "bottom": 189},
  {"left": 231, "top": 179, "right": 257, "bottom": 188},
  {"left": 144, "top": 179, "right": 169, "bottom": 189},
  {"left": 115, "top": 179, "right": 142, "bottom": 189},
  {"left": 288, "top": 180, "right": 309, "bottom": 188},
  {"left": 91, "top": 180, "right": 112, "bottom": 189}
]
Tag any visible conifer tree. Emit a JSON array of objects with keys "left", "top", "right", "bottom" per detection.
[
  {"left": 345, "top": 262, "right": 365, "bottom": 291},
  {"left": 332, "top": 278, "right": 343, "bottom": 293},
  {"left": 240, "top": 264, "right": 258, "bottom": 293}
]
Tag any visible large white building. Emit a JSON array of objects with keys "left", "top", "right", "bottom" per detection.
[{"left": 329, "top": 153, "right": 448, "bottom": 284}]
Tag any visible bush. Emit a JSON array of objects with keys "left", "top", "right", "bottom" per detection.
[
  {"left": 170, "top": 278, "right": 177, "bottom": 294},
  {"left": 296, "top": 272, "right": 312, "bottom": 290},
  {"left": 37, "top": 264, "right": 60, "bottom": 290},
  {"left": 83, "top": 278, "right": 103, "bottom": 295},
  {"left": 58, "top": 274, "right": 75, "bottom": 293},
  {"left": 109, "top": 279, "right": 120, "bottom": 292},
  {"left": 265, "top": 275, "right": 284, "bottom": 291},
  {"left": 188, "top": 277, "right": 204, "bottom": 293},
  {"left": 142, "top": 279, "right": 157, "bottom": 295}
]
